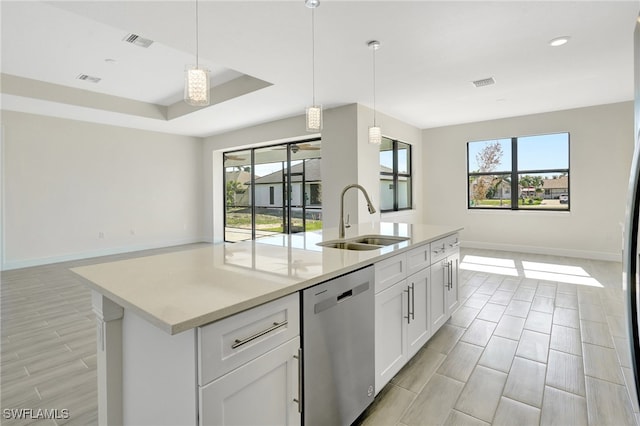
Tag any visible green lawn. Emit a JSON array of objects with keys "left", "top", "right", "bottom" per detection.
[
  {"left": 226, "top": 208, "right": 322, "bottom": 232},
  {"left": 471, "top": 198, "right": 547, "bottom": 207}
]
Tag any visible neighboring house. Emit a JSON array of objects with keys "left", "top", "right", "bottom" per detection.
[
  {"left": 468, "top": 176, "right": 511, "bottom": 201},
  {"left": 470, "top": 176, "right": 567, "bottom": 201},
  {"left": 490, "top": 179, "right": 511, "bottom": 200},
  {"left": 251, "top": 158, "right": 322, "bottom": 208},
  {"left": 542, "top": 176, "right": 569, "bottom": 199},
  {"left": 380, "top": 165, "right": 395, "bottom": 210}
]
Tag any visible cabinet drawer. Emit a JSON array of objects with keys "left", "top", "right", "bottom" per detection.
[
  {"left": 375, "top": 253, "right": 407, "bottom": 293},
  {"left": 431, "top": 233, "right": 459, "bottom": 264},
  {"left": 431, "top": 237, "right": 448, "bottom": 264},
  {"left": 406, "top": 243, "right": 431, "bottom": 276},
  {"left": 443, "top": 233, "right": 461, "bottom": 256},
  {"left": 198, "top": 293, "right": 299, "bottom": 386}
]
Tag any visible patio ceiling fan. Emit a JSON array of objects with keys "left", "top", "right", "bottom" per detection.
[{"left": 273, "top": 143, "right": 320, "bottom": 153}]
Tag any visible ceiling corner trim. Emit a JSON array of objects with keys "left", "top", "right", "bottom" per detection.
[
  {"left": 1, "top": 73, "right": 168, "bottom": 120},
  {"left": 167, "top": 74, "right": 273, "bottom": 121}
]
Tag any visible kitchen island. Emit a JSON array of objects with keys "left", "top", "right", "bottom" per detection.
[{"left": 72, "top": 222, "right": 462, "bottom": 425}]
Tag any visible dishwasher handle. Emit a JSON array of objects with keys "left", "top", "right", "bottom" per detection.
[{"left": 313, "top": 282, "right": 370, "bottom": 314}]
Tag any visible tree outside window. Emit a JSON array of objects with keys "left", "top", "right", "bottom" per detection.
[{"left": 467, "top": 133, "right": 569, "bottom": 211}]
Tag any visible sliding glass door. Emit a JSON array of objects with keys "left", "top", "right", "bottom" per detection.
[{"left": 224, "top": 139, "right": 321, "bottom": 242}]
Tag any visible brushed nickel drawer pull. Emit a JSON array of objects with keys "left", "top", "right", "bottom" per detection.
[
  {"left": 404, "top": 287, "right": 411, "bottom": 324},
  {"left": 293, "top": 348, "right": 302, "bottom": 413},
  {"left": 410, "top": 283, "right": 415, "bottom": 320},
  {"left": 231, "top": 320, "right": 288, "bottom": 349}
]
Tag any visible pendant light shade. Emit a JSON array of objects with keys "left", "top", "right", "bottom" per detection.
[
  {"left": 306, "top": 105, "right": 322, "bottom": 132},
  {"left": 185, "top": 66, "right": 210, "bottom": 106},
  {"left": 369, "top": 126, "right": 382, "bottom": 146},
  {"left": 368, "top": 40, "right": 381, "bottom": 145},
  {"left": 184, "top": 0, "right": 210, "bottom": 106},
  {"left": 305, "top": 1, "right": 322, "bottom": 132}
]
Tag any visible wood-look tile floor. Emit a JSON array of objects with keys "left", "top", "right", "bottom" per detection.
[
  {"left": 0, "top": 244, "right": 208, "bottom": 426},
  {"left": 359, "top": 248, "right": 640, "bottom": 426},
  {"left": 1, "top": 246, "right": 639, "bottom": 425}
]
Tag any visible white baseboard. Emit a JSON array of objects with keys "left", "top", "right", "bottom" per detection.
[
  {"left": 462, "top": 240, "right": 622, "bottom": 263},
  {"left": 1, "top": 237, "right": 208, "bottom": 271}
]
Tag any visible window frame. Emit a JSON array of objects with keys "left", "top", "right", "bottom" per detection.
[
  {"left": 467, "top": 133, "right": 570, "bottom": 212},
  {"left": 380, "top": 137, "right": 413, "bottom": 213},
  {"left": 223, "top": 137, "right": 321, "bottom": 242}
]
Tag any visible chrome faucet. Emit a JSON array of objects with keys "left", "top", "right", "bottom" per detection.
[{"left": 339, "top": 184, "right": 377, "bottom": 239}]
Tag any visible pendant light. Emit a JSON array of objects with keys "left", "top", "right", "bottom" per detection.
[
  {"left": 368, "top": 40, "right": 382, "bottom": 145},
  {"left": 184, "top": 0, "right": 210, "bottom": 106},
  {"left": 305, "top": 0, "right": 322, "bottom": 132}
]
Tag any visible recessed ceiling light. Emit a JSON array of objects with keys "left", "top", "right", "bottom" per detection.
[
  {"left": 104, "top": 58, "right": 117, "bottom": 64},
  {"left": 549, "top": 36, "right": 570, "bottom": 47}
]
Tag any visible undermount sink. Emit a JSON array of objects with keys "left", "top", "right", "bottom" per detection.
[
  {"left": 317, "top": 235, "right": 410, "bottom": 251},
  {"left": 318, "top": 241, "right": 382, "bottom": 251},
  {"left": 349, "top": 235, "right": 410, "bottom": 246}
]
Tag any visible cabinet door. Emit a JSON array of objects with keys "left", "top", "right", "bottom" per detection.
[
  {"left": 374, "top": 280, "right": 408, "bottom": 395},
  {"left": 407, "top": 267, "right": 430, "bottom": 358},
  {"left": 446, "top": 251, "right": 460, "bottom": 314},
  {"left": 430, "top": 260, "right": 448, "bottom": 332},
  {"left": 199, "top": 337, "right": 301, "bottom": 426}
]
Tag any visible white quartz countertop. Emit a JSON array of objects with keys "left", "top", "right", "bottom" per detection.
[{"left": 71, "top": 222, "right": 462, "bottom": 335}]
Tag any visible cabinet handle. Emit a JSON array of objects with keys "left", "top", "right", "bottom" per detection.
[
  {"left": 444, "top": 261, "right": 449, "bottom": 289},
  {"left": 404, "top": 287, "right": 411, "bottom": 324},
  {"left": 449, "top": 241, "right": 460, "bottom": 248},
  {"left": 231, "top": 320, "right": 288, "bottom": 349},
  {"left": 410, "top": 283, "right": 415, "bottom": 321},
  {"left": 293, "top": 348, "right": 302, "bottom": 413},
  {"left": 433, "top": 245, "right": 446, "bottom": 255}
]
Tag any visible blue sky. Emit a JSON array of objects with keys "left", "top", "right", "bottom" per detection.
[{"left": 468, "top": 133, "right": 569, "bottom": 172}]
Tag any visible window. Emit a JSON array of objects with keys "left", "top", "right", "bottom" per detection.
[
  {"left": 467, "top": 133, "right": 569, "bottom": 210},
  {"left": 223, "top": 139, "right": 322, "bottom": 242},
  {"left": 380, "top": 137, "right": 412, "bottom": 212}
]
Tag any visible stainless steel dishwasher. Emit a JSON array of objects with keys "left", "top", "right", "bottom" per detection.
[{"left": 302, "top": 265, "right": 375, "bottom": 426}]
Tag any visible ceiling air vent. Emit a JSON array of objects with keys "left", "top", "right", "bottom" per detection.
[
  {"left": 123, "top": 33, "right": 154, "bottom": 48},
  {"left": 76, "top": 74, "right": 101, "bottom": 83},
  {"left": 472, "top": 77, "right": 496, "bottom": 88}
]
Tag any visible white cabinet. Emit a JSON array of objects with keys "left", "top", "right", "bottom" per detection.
[
  {"left": 407, "top": 267, "right": 430, "bottom": 359},
  {"left": 374, "top": 277, "right": 408, "bottom": 394},
  {"left": 198, "top": 293, "right": 301, "bottom": 426},
  {"left": 199, "top": 337, "right": 301, "bottom": 426},
  {"left": 430, "top": 234, "right": 460, "bottom": 334},
  {"left": 446, "top": 250, "right": 460, "bottom": 314},
  {"left": 374, "top": 245, "right": 432, "bottom": 395},
  {"left": 430, "top": 258, "right": 449, "bottom": 331}
]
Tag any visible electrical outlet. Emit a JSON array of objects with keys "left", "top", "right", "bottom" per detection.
[
  {"left": 130, "top": 229, "right": 135, "bottom": 236},
  {"left": 98, "top": 232, "right": 105, "bottom": 239}
]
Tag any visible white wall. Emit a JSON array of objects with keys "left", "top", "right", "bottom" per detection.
[
  {"left": 423, "top": 101, "right": 634, "bottom": 261},
  {"left": 202, "top": 104, "right": 423, "bottom": 241},
  {"left": 2, "top": 111, "right": 204, "bottom": 269},
  {"left": 358, "top": 104, "right": 423, "bottom": 225}
]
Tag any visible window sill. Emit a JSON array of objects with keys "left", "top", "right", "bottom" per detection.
[{"left": 467, "top": 208, "right": 571, "bottom": 216}]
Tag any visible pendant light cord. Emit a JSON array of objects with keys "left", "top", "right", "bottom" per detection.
[
  {"left": 372, "top": 45, "right": 377, "bottom": 126},
  {"left": 195, "top": 0, "right": 200, "bottom": 68},
  {"left": 311, "top": 8, "right": 316, "bottom": 106}
]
